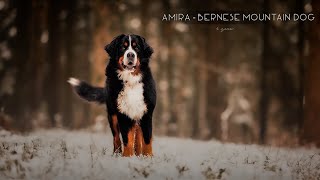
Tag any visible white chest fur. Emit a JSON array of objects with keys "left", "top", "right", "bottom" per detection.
[{"left": 117, "top": 70, "right": 147, "bottom": 121}]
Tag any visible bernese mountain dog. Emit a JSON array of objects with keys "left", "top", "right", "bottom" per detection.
[{"left": 68, "top": 34, "right": 156, "bottom": 157}]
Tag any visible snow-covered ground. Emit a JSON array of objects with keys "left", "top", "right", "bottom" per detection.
[{"left": 0, "top": 130, "right": 319, "bottom": 180}]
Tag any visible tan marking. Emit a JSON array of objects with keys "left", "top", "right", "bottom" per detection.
[
  {"left": 132, "top": 58, "right": 141, "bottom": 76},
  {"left": 142, "top": 137, "right": 153, "bottom": 156},
  {"left": 118, "top": 56, "right": 125, "bottom": 71},
  {"left": 134, "top": 124, "right": 143, "bottom": 156},
  {"left": 123, "top": 127, "right": 135, "bottom": 157}
]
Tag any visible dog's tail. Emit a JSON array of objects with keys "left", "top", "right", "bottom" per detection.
[{"left": 67, "top": 77, "right": 106, "bottom": 104}]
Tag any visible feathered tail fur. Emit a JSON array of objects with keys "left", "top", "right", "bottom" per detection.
[{"left": 68, "top": 77, "right": 106, "bottom": 103}]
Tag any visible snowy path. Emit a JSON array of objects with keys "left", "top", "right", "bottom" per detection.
[{"left": 0, "top": 130, "right": 319, "bottom": 180}]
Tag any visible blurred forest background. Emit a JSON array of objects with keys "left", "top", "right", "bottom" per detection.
[{"left": 0, "top": 0, "right": 319, "bottom": 146}]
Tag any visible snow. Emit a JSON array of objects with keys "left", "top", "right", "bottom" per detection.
[{"left": 0, "top": 129, "right": 319, "bottom": 180}]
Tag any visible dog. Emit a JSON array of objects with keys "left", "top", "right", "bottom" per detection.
[{"left": 68, "top": 34, "right": 156, "bottom": 157}]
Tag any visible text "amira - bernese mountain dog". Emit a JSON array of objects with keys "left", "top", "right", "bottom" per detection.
[{"left": 68, "top": 34, "right": 156, "bottom": 157}]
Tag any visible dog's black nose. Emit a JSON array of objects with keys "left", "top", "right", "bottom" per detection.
[{"left": 127, "top": 52, "right": 135, "bottom": 59}]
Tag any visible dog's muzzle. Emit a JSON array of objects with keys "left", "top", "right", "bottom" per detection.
[{"left": 123, "top": 50, "right": 137, "bottom": 70}]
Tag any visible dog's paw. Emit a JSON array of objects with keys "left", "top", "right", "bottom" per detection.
[{"left": 67, "top": 77, "right": 80, "bottom": 86}]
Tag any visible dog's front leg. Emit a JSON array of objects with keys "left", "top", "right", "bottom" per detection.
[
  {"left": 118, "top": 114, "right": 135, "bottom": 157},
  {"left": 109, "top": 115, "right": 122, "bottom": 154},
  {"left": 134, "top": 124, "right": 143, "bottom": 156},
  {"left": 140, "top": 113, "right": 153, "bottom": 156},
  {"left": 123, "top": 127, "right": 135, "bottom": 157}
]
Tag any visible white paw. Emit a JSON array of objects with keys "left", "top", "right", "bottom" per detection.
[{"left": 67, "top": 77, "right": 80, "bottom": 86}]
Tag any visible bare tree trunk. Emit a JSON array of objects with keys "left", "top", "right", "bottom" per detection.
[
  {"left": 259, "top": 0, "right": 270, "bottom": 144},
  {"left": 45, "top": 0, "right": 69, "bottom": 128},
  {"left": 166, "top": 1, "right": 178, "bottom": 136},
  {"left": 89, "top": 1, "right": 121, "bottom": 132},
  {"left": 5, "top": 0, "right": 49, "bottom": 130},
  {"left": 260, "top": 0, "right": 302, "bottom": 145},
  {"left": 196, "top": 26, "right": 211, "bottom": 139},
  {"left": 66, "top": 0, "right": 92, "bottom": 129},
  {"left": 0, "top": 1, "right": 18, "bottom": 112},
  {"left": 7, "top": 0, "right": 33, "bottom": 130},
  {"left": 302, "top": 0, "right": 320, "bottom": 146},
  {"left": 197, "top": 59, "right": 209, "bottom": 138},
  {"left": 296, "top": 0, "right": 305, "bottom": 131},
  {"left": 157, "top": 0, "right": 173, "bottom": 135},
  {"left": 29, "top": 0, "right": 49, "bottom": 128}
]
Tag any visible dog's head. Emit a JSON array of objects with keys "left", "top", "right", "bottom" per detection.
[{"left": 105, "top": 34, "right": 153, "bottom": 72}]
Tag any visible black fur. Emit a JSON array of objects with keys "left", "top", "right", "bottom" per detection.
[
  {"left": 104, "top": 34, "right": 156, "bottom": 147},
  {"left": 70, "top": 34, "right": 156, "bottom": 154},
  {"left": 74, "top": 81, "right": 106, "bottom": 103}
]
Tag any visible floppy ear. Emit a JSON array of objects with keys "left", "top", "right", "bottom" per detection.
[
  {"left": 138, "top": 36, "right": 153, "bottom": 59},
  {"left": 105, "top": 34, "right": 125, "bottom": 58}
]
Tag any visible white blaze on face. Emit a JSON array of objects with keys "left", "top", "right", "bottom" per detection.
[
  {"left": 123, "top": 35, "right": 138, "bottom": 68},
  {"left": 117, "top": 35, "right": 147, "bottom": 121}
]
